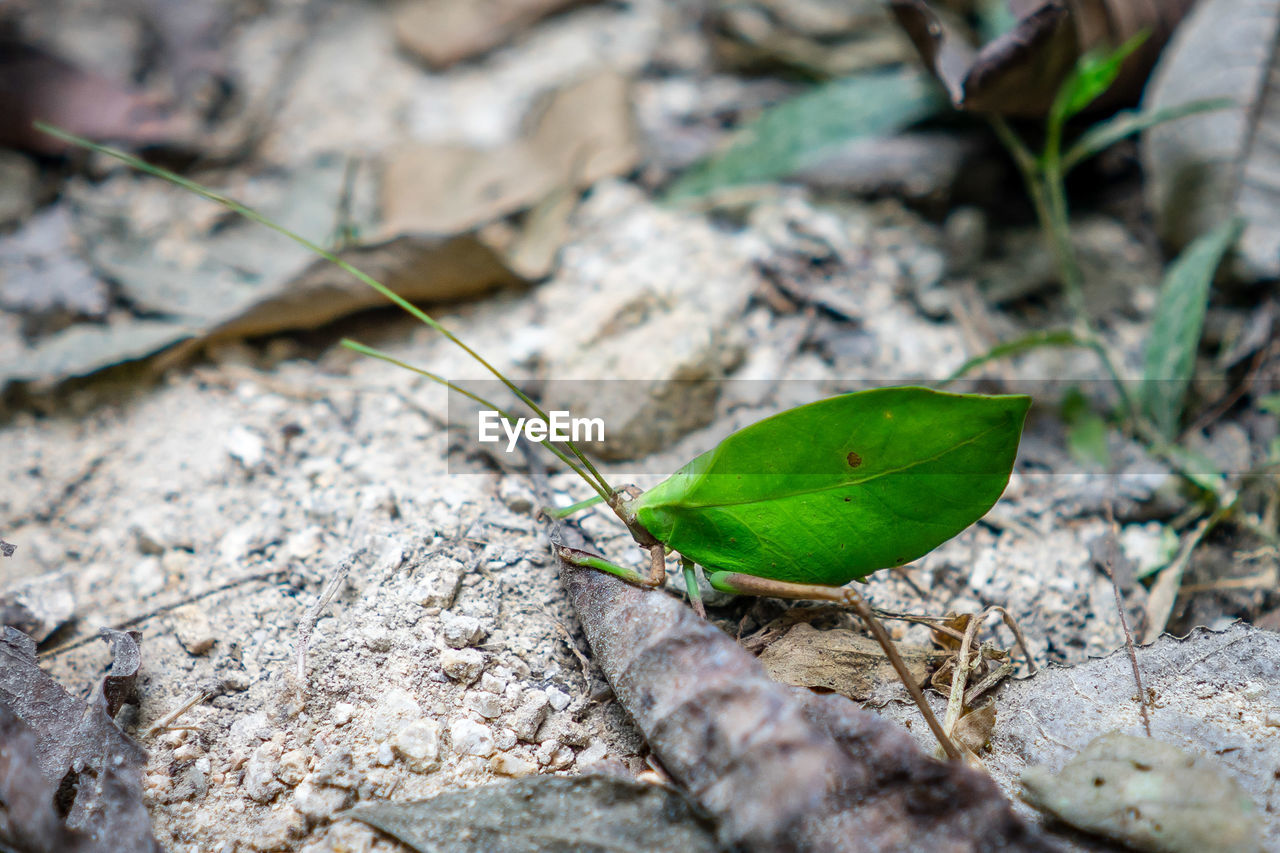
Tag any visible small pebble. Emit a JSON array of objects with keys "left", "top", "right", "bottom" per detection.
[
  {"left": 439, "top": 612, "right": 485, "bottom": 648},
  {"left": 546, "top": 686, "right": 572, "bottom": 712},
  {"left": 510, "top": 690, "right": 550, "bottom": 742},
  {"left": 330, "top": 702, "right": 356, "bottom": 727},
  {"left": 171, "top": 604, "right": 216, "bottom": 655},
  {"left": 275, "top": 749, "right": 309, "bottom": 787},
  {"left": 450, "top": 718, "right": 495, "bottom": 757},
  {"left": 466, "top": 692, "right": 503, "bottom": 719},
  {"left": 439, "top": 648, "right": 485, "bottom": 684},
  {"left": 244, "top": 741, "right": 284, "bottom": 803},
  {"left": 293, "top": 779, "right": 351, "bottom": 822},
  {"left": 393, "top": 719, "right": 442, "bottom": 772},
  {"left": 490, "top": 752, "right": 537, "bottom": 777}
]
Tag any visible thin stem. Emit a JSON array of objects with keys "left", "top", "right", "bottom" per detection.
[
  {"left": 844, "top": 584, "right": 963, "bottom": 761},
  {"left": 37, "top": 123, "right": 616, "bottom": 499},
  {"left": 344, "top": 340, "right": 613, "bottom": 504}
]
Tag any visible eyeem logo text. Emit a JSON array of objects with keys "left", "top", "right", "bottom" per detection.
[{"left": 477, "top": 411, "right": 605, "bottom": 452}]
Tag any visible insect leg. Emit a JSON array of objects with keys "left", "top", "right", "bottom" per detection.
[
  {"left": 554, "top": 544, "right": 667, "bottom": 589},
  {"left": 705, "top": 571, "right": 961, "bottom": 760},
  {"left": 680, "top": 556, "right": 706, "bottom": 619}
]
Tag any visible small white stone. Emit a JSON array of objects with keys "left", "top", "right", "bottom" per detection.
[
  {"left": 375, "top": 741, "right": 395, "bottom": 766},
  {"left": 450, "top": 718, "right": 495, "bottom": 757},
  {"left": 225, "top": 425, "right": 266, "bottom": 468},
  {"left": 411, "top": 556, "right": 466, "bottom": 609},
  {"left": 393, "top": 719, "right": 442, "bottom": 772},
  {"left": 466, "top": 692, "right": 503, "bottom": 719},
  {"left": 511, "top": 690, "right": 550, "bottom": 742},
  {"left": 576, "top": 741, "right": 608, "bottom": 768},
  {"left": 275, "top": 749, "right": 309, "bottom": 787},
  {"left": 439, "top": 648, "right": 485, "bottom": 684},
  {"left": 439, "top": 612, "right": 485, "bottom": 648},
  {"left": 490, "top": 752, "right": 537, "bottom": 777},
  {"left": 293, "top": 779, "right": 351, "bottom": 822},
  {"left": 370, "top": 688, "right": 423, "bottom": 742},
  {"left": 545, "top": 686, "right": 572, "bottom": 712},
  {"left": 330, "top": 702, "right": 356, "bottom": 727},
  {"left": 170, "top": 604, "right": 216, "bottom": 655},
  {"left": 244, "top": 741, "right": 284, "bottom": 803}
]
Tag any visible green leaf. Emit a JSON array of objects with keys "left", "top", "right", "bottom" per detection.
[
  {"left": 1258, "top": 393, "right": 1280, "bottom": 415},
  {"left": 664, "top": 70, "right": 944, "bottom": 201},
  {"left": 342, "top": 776, "right": 721, "bottom": 853},
  {"left": 1142, "top": 218, "right": 1244, "bottom": 438},
  {"left": 1062, "top": 98, "right": 1235, "bottom": 173},
  {"left": 1050, "top": 32, "right": 1149, "bottom": 128},
  {"left": 633, "top": 388, "right": 1030, "bottom": 586},
  {"left": 943, "top": 329, "right": 1086, "bottom": 385}
]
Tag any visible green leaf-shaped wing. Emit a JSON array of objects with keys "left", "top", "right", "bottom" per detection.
[{"left": 633, "top": 387, "right": 1030, "bottom": 586}]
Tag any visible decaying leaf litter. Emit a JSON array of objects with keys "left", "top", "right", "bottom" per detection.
[{"left": 2, "top": 0, "right": 1279, "bottom": 851}]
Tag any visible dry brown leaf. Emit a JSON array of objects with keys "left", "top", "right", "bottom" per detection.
[
  {"left": 951, "top": 700, "right": 997, "bottom": 755},
  {"left": 381, "top": 70, "right": 638, "bottom": 238},
  {"left": 393, "top": 0, "right": 595, "bottom": 69},
  {"left": 757, "top": 622, "right": 950, "bottom": 701},
  {"left": 0, "top": 38, "right": 193, "bottom": 154},
  {"left": 890, "top": 0, "right": 1197, "bottom": 117}
]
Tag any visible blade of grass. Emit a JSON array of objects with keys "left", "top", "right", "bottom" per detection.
[
  {"left": 36, "top": 122, "right": 616, "bottom": 500},
  {"left": 1062, "top": 98, "right": 1234, "bottom": 173},
  {"left": 1141, "top": 217, "right": 1244, "bottom": 439},
  {"left": 664, "top": 70, "right": 944, "bottom": 202}
]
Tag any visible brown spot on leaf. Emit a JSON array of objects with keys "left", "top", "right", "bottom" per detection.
[{"left": 846, "top": 451, "right": 862, "bottom": 468}]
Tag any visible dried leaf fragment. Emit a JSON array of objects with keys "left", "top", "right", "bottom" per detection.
[
  {"left": 393, "top": 0, "right": 594, "bottom": 69},
  {"left": 891, "top": 0, "right": 1196, "bottom": 117},
  {"left": 758, "top": 622, "right": 949, "bottom": 702},
  {"left": 1021, "top": 731, "right": 1263, "bottom": 853},
  {"left": 0, "top": 627, "right": 159, "bottom": 851},
  {"left": 381, "top": 70, "right": 638, "bottom": 237},
  {"left": 342, "top": 774, "right": 721, "bottom": 853}
]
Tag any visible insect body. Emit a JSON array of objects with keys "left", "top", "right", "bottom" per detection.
[{"left": 556, "top": 387, "right": 1029, "bottom": 613}]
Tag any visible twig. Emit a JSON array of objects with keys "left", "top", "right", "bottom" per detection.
[
  {"left": 145, "top": 685, "right": 216, "bottom": 737},
  {"left": 1103, "top": 502, "right": 1150, "bottom": 736},
  {"left": 40, "top": 570, "right": 283, "bottom": 659}
]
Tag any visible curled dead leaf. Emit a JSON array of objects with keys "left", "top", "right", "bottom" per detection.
[{"left": 891, "top": 0, "right": 1196, "bottom": 117}]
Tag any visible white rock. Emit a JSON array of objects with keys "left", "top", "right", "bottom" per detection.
[
  {"left": 466, "top": 691, "right": 503, "bottom": 719},
  {"left": 439, "top": 648, "right": 485, "bottom": 684},
  {"left": 450, "top": 718, "right": 495, "bottom": 757},
  {"left": 510, "top": 690, "right": 550, "bottom": 742},
  {"left": 439, "top": 611, "right": 486, "bottom": 648},
  {"left": 330, "top": 702, "right": 356, "bottom": 727},
  {"left": 490, "top": 752, "right": 537, "bottom": 777},
  {"left": 170, "top": 604, "right": 216, "bottom": 655},
  {"left": 393, "top": 719, "right": 442, "bottom": 772},
  {"left": 244, "top": 741, "right": 284, "bottom": 803},
  {"left": 545, "top": 686, "right": 571, "bottom": 712},
  {"left": 411, "top": 556, "right": 466, "bottom": 609},
  {"left": 369, "top": 688, "right": 423, "bottom": 742},
  {"left": 225, "top": 425, "right": 266, "bottom": 468},
  {"left": 293, "top": 779, "right": 351, "bottom": 822}
]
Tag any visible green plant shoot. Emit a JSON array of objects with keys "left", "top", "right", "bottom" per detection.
[{"left": 43, "top": 124, "right": 1030, "bottom": 760}]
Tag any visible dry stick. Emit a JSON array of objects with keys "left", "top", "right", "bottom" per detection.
[
  {"left": 40, "top": 569, "right": 283, "bottom": 659},
  {"left": 145, "top": 685, "right": 217, "bottom": 737},
  {"left": 941, "top": 611, "right": 985, "bottom": 745},
  {"left": 1103, "top": 502, "right": 1151, "bottom": 737}
]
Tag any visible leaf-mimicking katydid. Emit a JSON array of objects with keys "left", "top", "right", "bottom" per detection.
[{"left": 45, "top": 125, "right": 1031, "bottom": 758}]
